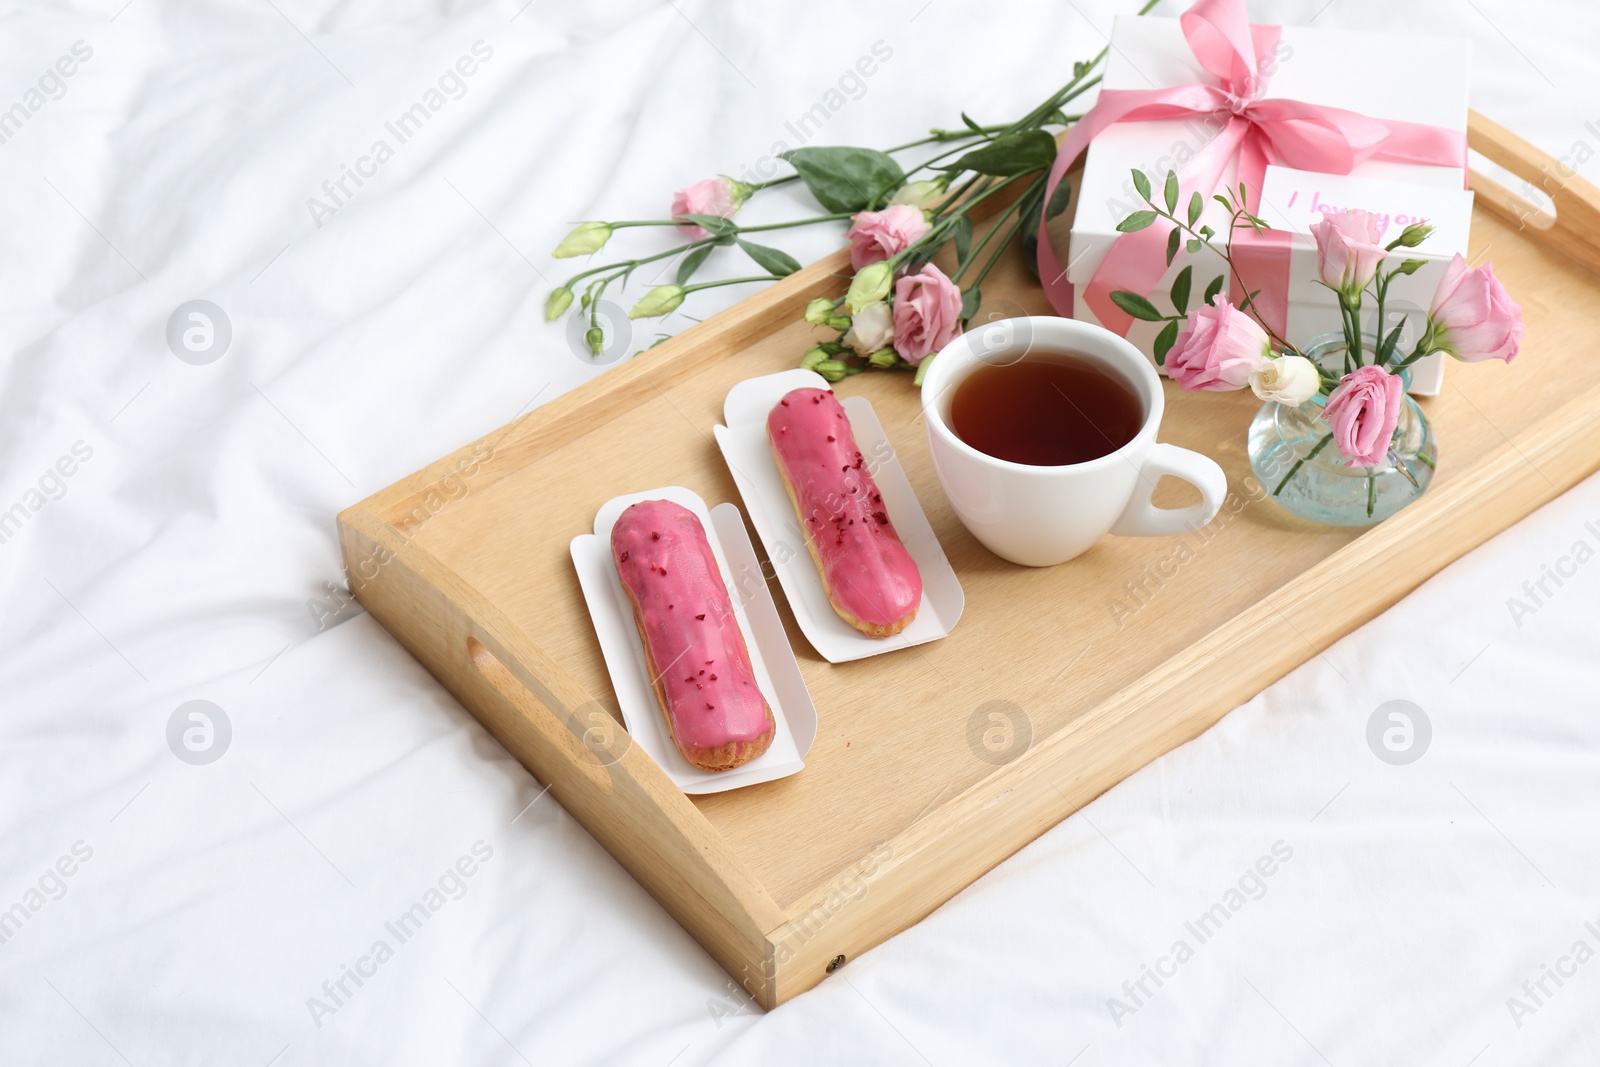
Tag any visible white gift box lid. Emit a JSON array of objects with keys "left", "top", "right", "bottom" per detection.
[{"left": 1068, "top": 15, "right": 1470, "bottom": 286}]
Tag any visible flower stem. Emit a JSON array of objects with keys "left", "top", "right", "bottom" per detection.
[
  {"left": 1390, "top": 452, "right": 1420, "bottom": 488},
  {"left": 886, "top": 133, "right": 946, "bottom": 153},
  {"left": 682, "top": 275, "right": 783, "bottom": 294},
  {"left": 1371, "top": 273, "right": 1388, "bottom": 367},
  {"left": 1273, "top": 433, "right": 1334, "bottom": 496},
  {"left": 1338, "top": 295, "right": 1361, "bottom": 374},
  {"left": 738, "top": 212, "right": 858, "bottom": 232},
  {"left": 560, "top": 234, "right": 720, "bottom": 289},
  {"left": 910, "top": 173, "right": 1029, "bottom": 263},
  {"left": 967, "top": 203, "right": 1032, "bottom": 293},
  {"left": 955, "top": 196, "right": 1019, "bottom": 280},
  {"left": 747, "top": 175, "right": 797, "bottom": 191}
]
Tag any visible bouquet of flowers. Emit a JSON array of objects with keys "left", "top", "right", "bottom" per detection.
[
  {"left": 1108, "top": 170, "right": 1524, "bottom": 515},
  {"left": 544, "top": 1, "right": 1162, "bottom": 382}
]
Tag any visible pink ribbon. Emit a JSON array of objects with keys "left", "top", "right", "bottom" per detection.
[{"left": 1035, "top": 0, "right": 1467, "bottom": 337}]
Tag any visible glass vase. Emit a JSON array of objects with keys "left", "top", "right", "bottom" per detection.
[{"left": 1247, "top": 333, "right": 1437, "bottom": 527}]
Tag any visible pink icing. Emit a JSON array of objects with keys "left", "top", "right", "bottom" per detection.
[
  {"left": 767, "top": 388, "right": 922, "bottom": 627},
  {"left": 610, "top": 500, "right": 770, "bottom": 752}
]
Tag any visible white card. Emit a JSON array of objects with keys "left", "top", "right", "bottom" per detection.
[{"left": 1259, "top": 165, "right": 1475, "bottom": 251}]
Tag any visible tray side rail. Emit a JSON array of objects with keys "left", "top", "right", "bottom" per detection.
[
  {"left": 1468, "top": 109, "right": 1600, "bottom": 275},
  {"left": 337, "top": 506, "right": 789, "bottom": 1007}
]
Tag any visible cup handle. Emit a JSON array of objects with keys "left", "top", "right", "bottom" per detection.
[{"left": 1110, "top": 443, "right": 1227, "bottom": 538}]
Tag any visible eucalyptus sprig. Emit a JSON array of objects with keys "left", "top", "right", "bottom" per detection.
[{"left": 1107, "top": 171, "right": 1303, "bottom": 367}]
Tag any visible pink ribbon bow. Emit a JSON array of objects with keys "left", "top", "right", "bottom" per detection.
[{"left": 1035, "top": 0, "right": 1467, "bottom": 337}]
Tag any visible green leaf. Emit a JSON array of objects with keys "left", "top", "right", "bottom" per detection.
[
  {"left": 1109, "top": 290, "right": 1166, "bottom": 322},
  {"left": 1045, "top": 178, "right": 1074, "bottom": 220},
  {"left": 961, "top": 112, "right": 985, "bottom": 134},
  {"left": 1171, "top": 265, "right": 1192, "bottom": 315},
  {"left": 1131, "top": 169, "right": 1152, "bottom": 202},
  {"left": 1117, "top": 211, "right": 1159, "bottom": 233},
  {"left": 1163, "top": 171, "right": 1179, "bottom": 214},
  {"left": 1213, "top": 195, "right": 1233, "bottom": 213},
  {"left": 678, "top": 213, "right": 738, "bottom": 237},
  {"left": 1203, "top": 274, "right": 1225, "bottom": 306},
  {"left": 952, "top": 214, "right": 973, "bottom": 266},
  {"left": 676, "top": 245, "right": 713, "bottom": 285},
  {"left": 1187, "top": 191, "right": 1203, "bottom": 228},
  {"left": 939, "top": 130, "right": 1058, "bottom": 176},
  {"left": 960, "top": 286, "right": 982, "bottom": 320},
  {"left": 1153, "top": 319, "right": 1180, "bottom": 366},
  {"left": 1165, "top": 226, "right": 1181, "bottom": 267},
  {"left": 1186, "top": 238, "right": 1202, "bottom": 254},
  {"left": 1239, "top": 181, "right": 1249, "bottom": 205},
  {"left": 736, "top": 239, "right": 801, "bottom": 277},
  {"left": 1377, "top": 323, "right": 1405, "bottom": 362},
  {"left": 780, "top": 147, "right": 905, "bottom": 212},
  {"left": 1017, "top": 180, "right": 1047, "bottom": 247}
]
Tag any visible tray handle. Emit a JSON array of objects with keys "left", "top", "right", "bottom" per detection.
[
  {"left": 467, "top": 636, "right": 626, "bottom": 796},
  {"left": 1468, "top": 109, "right": 1600, "bottom": 275}
]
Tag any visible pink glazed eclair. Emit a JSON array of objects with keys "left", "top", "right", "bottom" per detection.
[
  {"left": 610, "top": 500, "right": 774, "bottom": 772},
  {"left": 767, "top": 387, "right": 922, "bottom": 638}
]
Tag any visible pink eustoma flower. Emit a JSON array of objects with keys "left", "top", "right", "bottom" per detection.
[
  {"left": 846, "top": 204, "right": 930, "bottom": 271},
  {"left": 891, "top": 264, "right": 961, "bottom": 364},
  {"left": 1166, "top": 296, "right": 1270, "bottom": 392},
  {"left": 1323, "top": 364, "right": 1404, "bottom": 468},
  {"left": 1311, "top": 210, "right": 1387, "bottom": 294},
  {"left": 672, "top": 177, "right": 745, "bottom": 238},
  {"left": 1428, "top": 253, "right": 1523, "bottom": 363}
]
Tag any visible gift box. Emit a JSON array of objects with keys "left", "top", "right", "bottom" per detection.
[{"left": 1065, "top": 15, "right": 1473, "bottom": 395}]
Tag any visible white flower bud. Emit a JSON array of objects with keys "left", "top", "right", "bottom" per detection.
[
  {"left": 842, "top": 301, "right": 895, "bottom": 356},
  {"left": 1249, "top": 355, "right": 1321, "bottom": 407}
]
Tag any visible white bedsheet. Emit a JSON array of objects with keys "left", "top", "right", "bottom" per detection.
[{"left": 3, "top": 1, "right": 1597, "bottom": 1063}]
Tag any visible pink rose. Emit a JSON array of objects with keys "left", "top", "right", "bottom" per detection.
[
  {"left": 1311, "top": 210, "right": 1387, "bottom": 293},
  {"left": 1322, "top": 364, "right": 1404, "bottom": 468},
  {"left": 1427, "top": 253, "right": 1523, "bottom": 363},
  {"left": 1166, "top": 296, "right": 1270, "bottom": 392},
  {"left": 891, "top": 264, "right": 961, "bottom": 364},
  {"left": 846, "top": 204, "right": 930, "bottom": 271},
  {"left": 672, "top": 177, "right": 746, "bottom": 238}
]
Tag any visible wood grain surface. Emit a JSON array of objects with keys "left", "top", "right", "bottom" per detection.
[{"left": 339, "top": 112, "right": 1600, "bottom": 1007}]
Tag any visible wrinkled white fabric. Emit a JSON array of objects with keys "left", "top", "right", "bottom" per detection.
[{"left": 2, "top": 1, "right": 1596, "bottom": 1064}]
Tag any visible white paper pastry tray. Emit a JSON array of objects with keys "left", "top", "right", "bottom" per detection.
[
  {"left": 570, "top": 486, "right": 817, "bottom": 795},
  {"left": 712, "top": 368, "right": 964, "bottom": 663}
]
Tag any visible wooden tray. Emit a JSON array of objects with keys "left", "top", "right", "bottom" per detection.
[{"left": 338, "top": 112, "right": 1600, "bottom": 1009}]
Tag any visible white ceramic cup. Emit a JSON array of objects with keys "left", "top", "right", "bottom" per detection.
[{"left": 920, "top": 316, "right": 1227, "bottom": 567}]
